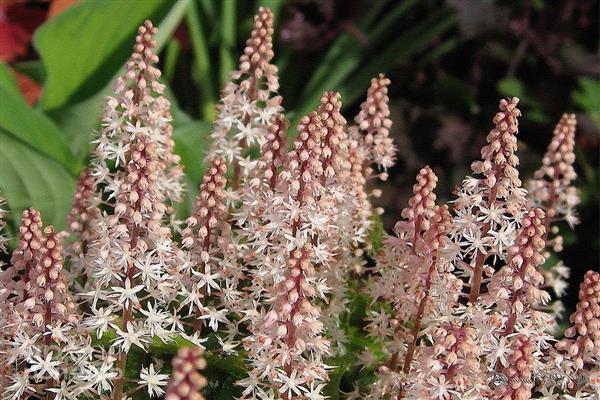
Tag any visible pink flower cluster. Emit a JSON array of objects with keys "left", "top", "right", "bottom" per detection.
[{"left": 0, "top": 7, "right": 596, "bottom": 400}]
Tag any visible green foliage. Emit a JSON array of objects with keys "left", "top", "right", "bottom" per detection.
[
  {"left": 368, "top": 213, "right": 385, "bottom": 256},
  {"left": 34, "top": 0, "right": 173, "bottom": 110},
  {"left": 0, "top": 63, "right": 78, "bottom": 232},
  {"left": 573, "top": 78, "right": 600, "bottom": 128}
]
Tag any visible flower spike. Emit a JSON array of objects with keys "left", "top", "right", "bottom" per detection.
[{"left": 165, "top": 347, "right": 207, "bottom": 400}]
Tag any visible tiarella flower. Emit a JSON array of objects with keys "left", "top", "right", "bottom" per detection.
[
  {"left": 484, "top": 208, "right": 550, "bottom": 336},
  {"left": 165, "top": 347, "right": 207, "bottom": 400},
  {"left": 552, "top": 270, "right": 600, "bottom": 395},
  {"left": 66, "top": 167, "right": 100, "bottom": 292},
  {"left": 180, "top": 156, "right": 238, "bottom": 332},
  {"left": 240, "top": 103, "right": 333, "bottom": 399},
  {"left": 346, "top": 74, "right": 396, "bottom": 260},
  {"left": 0, "top": 7, "right": 594, "bottom": 400},
  {"left": 208, "top": 6, "right": 283, "bottom": 188},
  {"left": 449, "top": 97, "right": 526, "bottom": 303},
  {"left": 1, "top": 210, "right": 87, "bottom": 400},
  {"left": 528, "top": 114, "right": 579, "bottom": 319},
  {"left": 348, "top": 73, "right": 396, "bottom": 171},
  {"left": 493, "top": 334, "right": 535, "bottom": 400},
  {"left": 366, "top": 166, "right": 457, "bottom": 398},
  {"left": 84, "top": 20, "right": 191, "bottom": 399},
  {"left": 139, "top": 363, "right": 170, "bottom": 397},
  {"left": 1, "top": 209, "right": 43, "bottom": 313}
]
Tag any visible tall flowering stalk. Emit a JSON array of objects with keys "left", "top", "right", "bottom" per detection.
[
  {"left": 366, "top": 167, "right": 458, "bottom": 398},
  {"left": 348, "top": 73, "right": 396, "bottom": 172},
  {"left": 1, "top": 210, "right": 84, "bottom": 400},
  {"left": 529, "top": 114, "right": 579, "bottom": 317},
  {"left": 240, "top": 104, "right": 332, "bottom": 399},
  {"left": 346, "top": 74, "right": 396, "bottom": 257},
  {"left": 448, "top": 97, "right": 526, "bottom": 303},
  {"left": 181, "top": 156, "right": 237, "bottom": 333},
  {"left": 208, "top": 7, "right": 283, "bottom": 189},
  {"left": 551, "top": 270, "right": 600, "bottom": 395},
  {"left": 66, "top": 167, "right": 100, "bottom": 291},
  {"left": 1, "top": 209, "right": 43, "bottom": 397},
  {"left": 85, "top": 20, "right": 190, "bottom": 400},
  {"left": 483, "top": 208, "right": 550, "bottom": 337}
]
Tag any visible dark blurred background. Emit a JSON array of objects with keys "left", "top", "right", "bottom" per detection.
[{"left": 1, "top": 0, "right": 598, "bottom": 315}]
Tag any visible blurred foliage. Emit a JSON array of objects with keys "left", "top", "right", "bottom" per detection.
[{"left": 0, "top": 0, "right": 598, "bottom": 395}]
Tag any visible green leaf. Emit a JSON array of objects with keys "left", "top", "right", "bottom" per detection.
[
  {"left": 0, "top": 131, "right": 76, "bottom": 235},
  {"left": 0, "top": 62, "right": 20, "bottom": 96},
  {"left": 46, "top": 87, "right": 107, "bottom": 159},
  {"left": 34, "top": 0, "right": 173, "bottom": 110},
  {"left": 339, "top": 7, "right": 456, "bottom": 105},
  {"left": 324, "top": 355, "right": 353, "bottom": 400},
  {"left": 0, "top": 85, "right": 79, "bottom": 174},
  {"left": 368, "top": 213, "right": 385, "bottom": 256},
  {"left": 497, "top": 78, "right": 525, "bottom": 99},
  {"left": 573, "top": 78, "right": 600, "bottom": 128},
  {"left": 187, "top": 0, "right": 216, "bottom": 120},
  {"left": 293, "top": 6, "right": 456, "bottom": 126},
  {"left": 219, "top": 0, "right": 237, "bottom": 87},
  {"left": 11, "top": 60, "right": 46, "bottom": 84}
]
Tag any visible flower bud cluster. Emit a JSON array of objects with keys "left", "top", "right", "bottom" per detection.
[
  {"left": 165, "top": 347, "right": 208, "bottom": 400},
  {"left": 350, "top": 73, "right": 396, "bottom": 170},
  {"left": 556, "top": 270, "right": 600, "bottom": 373},
  {"left": 530, "top": 113, "right": 578, "bottom": 227},
  {"left": 66, "top": 168, "right": 100, "bottom": 289},
  {"left": 493, "top": 334, "right": 535, "bottom": 400},
  {"left": 471, "top": 97, "right": 522, "bottom": 196},
  {"left": 209, "top": 7, "right": 283, "bottom": 184},
  {"left": 258, "top": 114, "right": 288, "bottom": 189},
  {"left": 1, "top": 210, "right": 86, "bottom": 399},
  {"left": 26, "top": 226, "right": 78, "bottom": 330},
  {"left": 528, "top": 114, "right": 579, "bottom": 316},
  {"left": 180, "top": 157, "right": 239, "bottom": 330},
  {"left": 1, "top": 209, "right": 43, "bottom": 347},
  {"left": 449, "top": 98, "right": 527, "bottom": 302},
  {"left": 485, "top": 208, "right": 550, "bottom": 335}
]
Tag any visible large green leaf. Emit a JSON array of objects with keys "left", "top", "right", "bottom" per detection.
[
  {"left": 0, "top": 69, "right": 79, "bottom": 174},
  {"left": 0, "top": 67, "right": 77, "bottom": 237},
  {"left": 0, "top": 132, "right": 76, "bottom": 235},
  {"left": 34, "top": 0, "right": 173, "bottom": 110}
]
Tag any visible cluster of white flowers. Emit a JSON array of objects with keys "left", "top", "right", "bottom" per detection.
[
  {"left": 528, "top": 114, "right": 579, "bottom": 319},
  {"left": 1, "top": 7, "right": 597, "bottom": 400},
  {"left": 207, "top": 7, "right": 283, "bottom": 189},
  {"left": 82, "top": 20, "right": 194, "bottom": 399},
  {"left": 0, "top": 209, "right": 91, "bottom": 399},
  {"left": 359, "top": 99, "right": 597, "bottom": 400}
]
